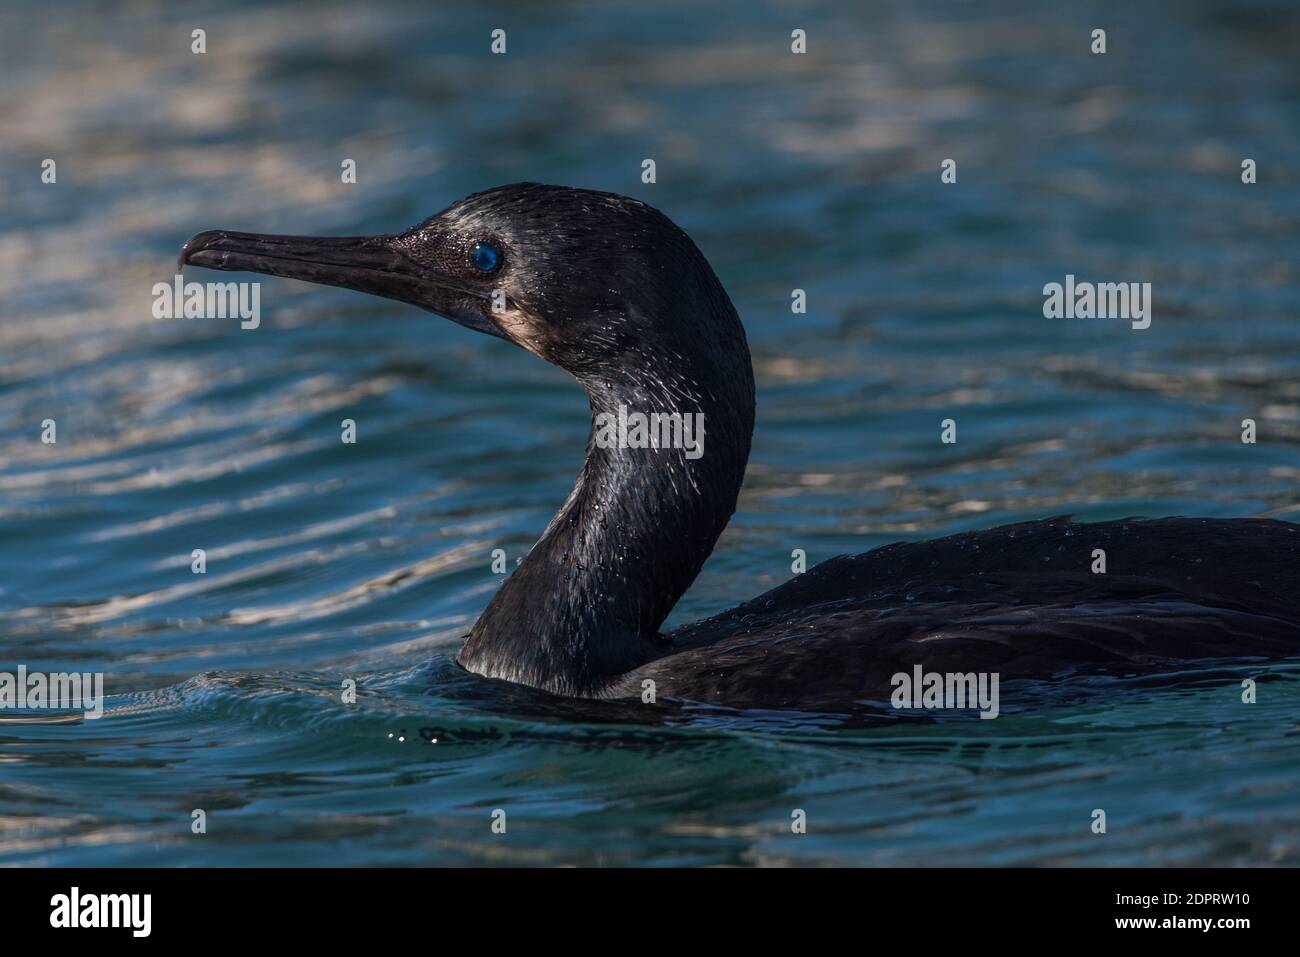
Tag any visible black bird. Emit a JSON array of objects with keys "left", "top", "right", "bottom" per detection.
[{"left": 180, "top": 183, "right": 1300, "bottom": 711}]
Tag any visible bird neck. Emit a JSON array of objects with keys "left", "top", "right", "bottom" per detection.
[{"left": 458, "top": 336, "right": 755, "bottom": 697}]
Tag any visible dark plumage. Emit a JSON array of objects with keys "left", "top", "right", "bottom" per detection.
[
  {"left": 622, "top": 516, "right": 1299, "bottom": 710},
  {"left": 181, "top": 183, "right": 1300, "bottom": 711}
]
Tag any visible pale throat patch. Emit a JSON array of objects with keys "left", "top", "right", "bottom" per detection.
[{"left": 491, "top": 303, "right": 551, "bottom": 358}]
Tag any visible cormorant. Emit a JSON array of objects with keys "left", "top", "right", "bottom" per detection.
[{"left": 180, "top": 183, "right": 1300, "bottom": 711}]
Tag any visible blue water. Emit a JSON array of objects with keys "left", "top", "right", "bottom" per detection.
[{"left": 1, "top": 0, "right": 1298, "bottom": 866}]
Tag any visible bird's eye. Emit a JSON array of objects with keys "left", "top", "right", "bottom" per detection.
[{"left": 469, "top": 242, "right": 500, "bottom": 273}]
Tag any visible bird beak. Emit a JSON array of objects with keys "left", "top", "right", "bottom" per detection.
[{"left": 177, "top": 229, "right": 508, "bottom": 339}]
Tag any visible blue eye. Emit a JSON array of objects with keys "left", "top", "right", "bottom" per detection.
[{"left": 469, "top": 242, "right": 499, "bottom": 272}]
